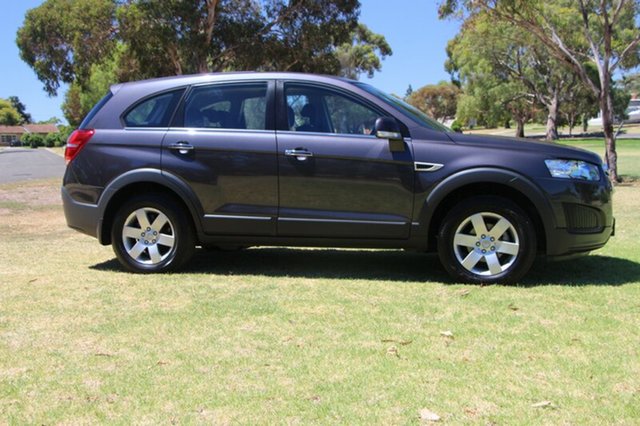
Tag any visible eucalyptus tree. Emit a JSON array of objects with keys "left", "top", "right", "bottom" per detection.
[
  {"left": 445, "top": 11, "right": 594, "bottom": 140},
  {"left": 335, "top": 24, "right": 393, "bottom": 80},
  {"left": 440, "top": 0, "right": 640, "bottom": 182}
]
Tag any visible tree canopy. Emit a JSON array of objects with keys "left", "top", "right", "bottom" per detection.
[
  {"left": 18, "top": 0, "right": 391, "bottom": 126},
  {"left": 406, "top": 82, "right": 461, "bottom": 122},
  {"left": 335, "top": 23, "right": 393, "bottom": 79},
  {"left": 17, "top": 0, "right": 389, "bottom": 89},
  {"left": 0, "top": 99, "right": 22, "bottom": 126},
  {"left": 9, "top": 96, "right": 32, "bottom": 124},
  {"left": 16, "top": 0, "right": 116, "bottom": 96}
]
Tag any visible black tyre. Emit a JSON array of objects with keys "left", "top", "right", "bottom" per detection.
[
  {"left": 111, "top": 194, "right": 195, "bottom": 273},
  {"left": 437, "top": 196, "right": 537, "bottom": 284}
]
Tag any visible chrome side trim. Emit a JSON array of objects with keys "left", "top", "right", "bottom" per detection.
[
  {"left": 414, "top": 162, "right": 444, "bottom": 172},
  {"left": 276, "top": 130, "right": 377, "bottom": 140},
  {"left": 278, "top": 217, "right": 407, "bottom": 226},
  {"left": 204, "top": 214, "right": 272, "bottom": 221}
]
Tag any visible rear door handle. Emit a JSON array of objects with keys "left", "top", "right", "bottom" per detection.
[
  {"left": 168, "top": 141, "right": 194, "bottom": 154},
  {"left": 284, "top": 148, "right": 313, "bottom": 161}
]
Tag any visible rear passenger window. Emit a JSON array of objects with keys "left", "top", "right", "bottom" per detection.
[
  {"left": 124, "top": 90, "right": 184, "bottom": 127},
  {"left": 183, "top": 83, "right": 267, "bottom": 130}
]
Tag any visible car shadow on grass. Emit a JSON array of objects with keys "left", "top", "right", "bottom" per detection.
[{"left": 91, "top": 248, "right": 640, "bottom": 286}]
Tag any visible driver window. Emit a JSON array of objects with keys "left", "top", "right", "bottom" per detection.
[{"left": 285, "top": 85, "right": 379, "bottom": 136}]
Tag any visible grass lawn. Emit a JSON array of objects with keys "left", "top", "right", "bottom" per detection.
[{"left": 1, "top": 142, "right": 639, "bottom": 423}]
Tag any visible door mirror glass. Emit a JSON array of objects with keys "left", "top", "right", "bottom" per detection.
[{"left": 374, "top": 117, "right": 402, "bottom": 140}]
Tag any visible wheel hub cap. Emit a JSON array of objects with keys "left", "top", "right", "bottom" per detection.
[
  {"left": 121, "top": 207, "right": 175, "bottom": 265},
  {"left": 453, "top": 212, "right": 520, "bottom": 277}
]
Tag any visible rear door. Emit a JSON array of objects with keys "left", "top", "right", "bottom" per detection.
[
  {"left": 276, "top": 82, "right": 415, "bottom": 239},
  {"left": 161, "top": 80, "right": 278, "bottom": 236}
]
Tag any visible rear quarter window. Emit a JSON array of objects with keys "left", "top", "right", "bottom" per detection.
[
  {"left": 79, "top": 91, "right": 113, "bottom": 129},
  {"left": 123, "top": 89, "right": 184, "bottom": 128}
]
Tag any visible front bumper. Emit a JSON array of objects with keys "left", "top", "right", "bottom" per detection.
[{"left": 540, "top": 177, "right": 614, "bottom": 257}]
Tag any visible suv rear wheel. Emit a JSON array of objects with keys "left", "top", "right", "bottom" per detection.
[
  {"left": 437, "top": 196, "right": 536, "bottom": 284},
  {"left": 111, "top": 194, "right": 195, "bottom": 273}
]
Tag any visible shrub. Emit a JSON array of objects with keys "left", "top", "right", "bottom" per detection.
[
  {"left": 45, "top": 133, "right": 58, "bottom": 148},
  {"left": 20, "top": 133, "right": 31, "bottom": 146},
  {"left": 450, "top": 120, "right": 463, "bottom": 133},
  {"left": 27, "top": 134, "right": 44, "bottom": 148}
]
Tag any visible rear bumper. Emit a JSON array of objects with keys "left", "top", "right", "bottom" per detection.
[{"left": 61, "top": 186, "right": 102, "bottom": 240}]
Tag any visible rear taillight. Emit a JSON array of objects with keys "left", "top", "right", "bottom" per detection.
[{"left": 64, "top": 129, "right": 95, "bottom": 165}]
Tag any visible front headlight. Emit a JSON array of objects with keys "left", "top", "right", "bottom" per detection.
[{"left": 544, "top": 159, "right": 601, "bottom": 181}]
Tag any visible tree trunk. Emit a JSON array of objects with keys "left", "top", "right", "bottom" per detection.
[
  {"left": 198, "top": 0, "right": 219, "bottom": 73},
  {"left": 545, "top": 93, "right": 559, "bottom": 141},
  {"left": 600, "top": 79, "right": 619, "bottom": 182},
  {"left": 568, "top": 113, "right": 574, "bottom": 137},
  {"left": 515, "top": 118, "right": 525, "bottom": 138}
]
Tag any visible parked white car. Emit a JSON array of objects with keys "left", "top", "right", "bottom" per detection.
[{"left": 589, "top": 98, "right": 640, "bottom": 126}]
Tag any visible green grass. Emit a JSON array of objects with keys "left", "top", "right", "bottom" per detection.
[{"left": 1, "top": 142, "right": 640, "bottom": 423}]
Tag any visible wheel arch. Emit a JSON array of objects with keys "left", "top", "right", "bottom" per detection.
[
  {"left": 418, "top": 168, "right": 555, "bottom": 254},
  {"left": 96, "top": 169, "right": 203, "bottom": 245}
]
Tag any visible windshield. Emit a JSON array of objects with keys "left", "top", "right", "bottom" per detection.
[{"left": 353, "top": 82, "right": 451, "bottom": 133}]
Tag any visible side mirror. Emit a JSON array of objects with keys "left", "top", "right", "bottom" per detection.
[
  {"left": 375, "top": 117, "right": 405, "bottom": 152},
  {"left": 375, "top": 117, "right": 402, "bottom": 140}
]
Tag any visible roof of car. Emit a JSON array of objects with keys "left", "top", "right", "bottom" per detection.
[{"left": 111, "top": 72, "right": 357, "bottom": 94}]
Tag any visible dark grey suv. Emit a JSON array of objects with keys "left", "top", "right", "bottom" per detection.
[{"left": 62, "top": 72, "right": 614, "bottom": 283}]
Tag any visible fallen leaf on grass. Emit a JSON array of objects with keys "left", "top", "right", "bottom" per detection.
[
  {"left": 458, "top": 289, "right": 471, "bottom": 297},
  {"left": 508, "top": 303, "right": 519, "bottom": 311},
  {"left": 28, "top": 278, "right": 37, "bottom": 283},
  {"left": 93, "top": 352, "right": 114, "bottom": 357},
  {"left": 531, "top": 400, "right": 553, "bottom": 408},
  {"left": 381, "top": 339, "right": 413, "bottom": 345},
  {"left": 464, "top": 407, "right": 478, "bottom": 417},
  {"left": 386, "top": 345, "right": 400, "bottom": 358},
  {"left": 419, "top": 408, "right": 441, "bottom": 422},
  {"left": 440, "top": 330, "right": 454, "bottom": 339}
]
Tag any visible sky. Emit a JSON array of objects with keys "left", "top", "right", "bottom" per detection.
[{"left": 0, "top": 0, "right": 461, "bottom": 124}]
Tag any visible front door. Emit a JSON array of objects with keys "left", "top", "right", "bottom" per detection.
[
  {"left": 162, "top": 81, "right": 278, "bottom": 236},
  {"left": 276, "top": 82, "right": 414, "bottom": 239}
]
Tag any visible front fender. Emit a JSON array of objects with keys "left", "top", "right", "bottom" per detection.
[{"left": 414, "top": 167, "right": 556, "bottom": 249}]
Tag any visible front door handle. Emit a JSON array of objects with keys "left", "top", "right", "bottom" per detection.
[
  {"left": 284, "top": 148, "right": 313, "bottom": 161},
  {"left": 168, "top": 141, "right": 194, "bottom": 155}
]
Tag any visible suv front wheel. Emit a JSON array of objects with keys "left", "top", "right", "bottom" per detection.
[
  {"left": 111, "top": 194, "right": 195, "bottom": 273},
  {"left": 437, "top": 196, "right": 537, "bottom": 284}
]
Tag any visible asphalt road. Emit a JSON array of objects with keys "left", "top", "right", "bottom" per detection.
[{"left": 0, "top": 148, "right": 66, "bottom": 184}]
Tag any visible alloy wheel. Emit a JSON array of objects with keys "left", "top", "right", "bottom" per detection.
[
  {"left": 121, "top": 207, "right": 176, "bottom": 265},
  {"left": 452, "top": 212, "right": 520, "bottom": 277}
]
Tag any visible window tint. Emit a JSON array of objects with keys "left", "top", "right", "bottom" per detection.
[
  {"left": 124, "top": 90, "right": 183, "bottom": 128},
  {"left": 184, "top": 83, "right": 267, "bottom": 130},
  {"left": 285, "top": 84, "right": 380, "bottom": 135},
  {"left": 80, "top": 91, "right": 113, "bottom": 129},
  {"left": 353, "top": 82, "right": 451, "bottom": 133}
]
